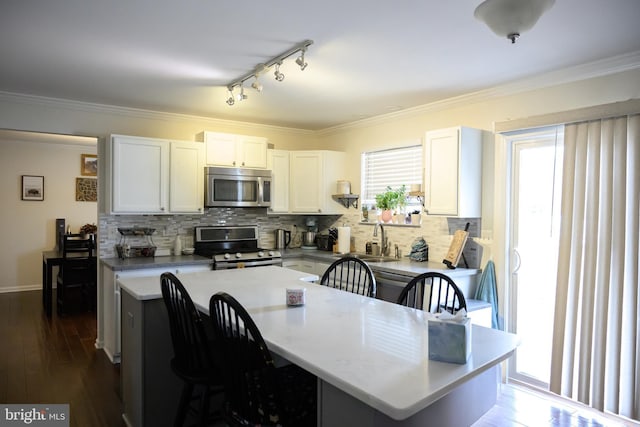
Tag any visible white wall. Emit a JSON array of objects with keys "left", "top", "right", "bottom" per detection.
[{"left": 0, "top": 132, "right": 97, "bottom": 292}]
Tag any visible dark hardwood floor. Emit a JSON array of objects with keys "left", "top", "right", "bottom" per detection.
[
  {"left": 1, "top": 290, "right": 637, "bottom": 427},
  {"left": 0, "top": 290, "right": 123, "bottom": 427}
]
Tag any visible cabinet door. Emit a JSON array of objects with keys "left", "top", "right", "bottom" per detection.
[
  {"left": 239, "top": 136, "right": 267, "bottom": 168},
  {"left": 170, "top": 141, "right": 204, "bottom": 213},
  {"left": 112, "top": 136, "right": 169, "bottom": 213},
  {"left": 290, "top": 151, "right": 323, "bottom": 213},
  {"left": 425, "top": 128, "right": 460, "bottom": 216},
  {"left": 268, "top": 149, "right": 290, "bottom": 213},
  {"left": 204, "top": 132, "right": 238, "bottom": 167},
  {"left": 424, "top": 127, "right": 482, "bottom": 217}
]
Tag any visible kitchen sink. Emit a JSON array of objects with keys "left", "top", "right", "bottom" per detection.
[{"left": 341, "top": 253, "right": 399, "bottom": 263}]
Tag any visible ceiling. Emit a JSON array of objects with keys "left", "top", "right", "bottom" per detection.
[{"left": 1, "top": 0, "right": 639, "bottom": 131}]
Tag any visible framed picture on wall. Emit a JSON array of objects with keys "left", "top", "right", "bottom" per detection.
[
  {"left": 22, "top": 175, "right": 44, "bottom": 201},
  {"left": 76, "top": 177, "right": 97, "bottom": 202},
  {"left": 81, "top": 154, "right": 98, "bottom": 176}
]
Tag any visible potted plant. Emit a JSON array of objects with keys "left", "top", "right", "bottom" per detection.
[
  {"left": 375, "top": 185, "right": 406, "bottom": 223},
  {"left": 80, "top": 223, "right": 97, "bottom": 237}
]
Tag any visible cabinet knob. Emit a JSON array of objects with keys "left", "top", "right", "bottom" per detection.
[
  {"left": 232, "top": 161, "right": 236, "bottom": 166},
  {"left": 160, "top": 207, "right": 165, "bottom": 211},
  {"left": 242, "top": 161, "right": 245, "bottom": 166}
]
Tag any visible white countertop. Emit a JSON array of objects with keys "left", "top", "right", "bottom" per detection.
[{"left": 118, "top": 266, "right": 518, "bottom": 420}]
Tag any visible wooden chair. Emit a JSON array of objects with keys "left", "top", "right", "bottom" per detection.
[
  {"left": 160, "top": 272, "right": 224, "bottom": 427},
  {"left": 319, "top": 256, "right": 377, "bottom": 298},
  {"left": 56, "top": 234, "right": 95, "bottom": 314},
  {"left": 209, "top": 292, "right": 317, "bottom": 427},
  {"left": 396, "top": 272, "right": 467, "bottom": 314}
]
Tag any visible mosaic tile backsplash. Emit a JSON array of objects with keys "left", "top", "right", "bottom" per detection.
[{"left": 98, "top": 208, "right": 487, "bottom": 268}]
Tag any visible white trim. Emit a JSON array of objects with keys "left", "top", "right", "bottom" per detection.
[
  {"left": 0, "top": 91, "right": 315, "bottom": 136},
  {"left": 1, "top": 51, "right": 638, "bottom": 135},
  {"left": 0, "top": 285, "right": 42, "bottom": 293},
  {"left": 319, "top": 51, "right": 640, "bottom": 135}
]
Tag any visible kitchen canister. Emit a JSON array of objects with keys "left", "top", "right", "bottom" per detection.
[
  {"left": 337, "top": 226, "right": 351, "bottom": 254},
  {"left": 336, "top": 180, "right": 351, "bottom": 194}
]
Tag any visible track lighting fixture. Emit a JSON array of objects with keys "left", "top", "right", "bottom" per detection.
[
  {"left": 295, "top": 49, "right": 308, "bottom": 70},
  {"left": 225, "top": 88, "right": 235, "bottom": 106},
  {"left": 274, "top": 63, "right": 285, "bottom": 82},
  {"left": 251, "top": 75, "right": 263, "bottom": 92},
  {"left": 224, "top": 39, "right": 313, "bottom": 106}
]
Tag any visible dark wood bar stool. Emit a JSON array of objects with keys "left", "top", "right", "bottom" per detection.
[
  {"left": 56, "top": 234, "right": 95, "bottom": 314},
  {"left": 160, "top": 272, "right": 224, "bottom": 427}
]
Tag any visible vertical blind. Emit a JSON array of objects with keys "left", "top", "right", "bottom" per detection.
[{"left": 361, "top": 145, "right": 422, "bottom": 205}]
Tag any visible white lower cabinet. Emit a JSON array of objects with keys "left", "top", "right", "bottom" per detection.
[
  {"left": 101, "top": 263, "right": 211, "bottom": 364},
  {"left": 282, "top": 258, "right": 332, "bottom": 282}
]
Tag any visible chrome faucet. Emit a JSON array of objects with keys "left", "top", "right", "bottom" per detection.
[{"left": 373, "top": 223, "right": 388, "bottom": 256}]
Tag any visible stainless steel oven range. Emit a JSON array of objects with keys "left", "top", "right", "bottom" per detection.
[{"left": 194, "top": 225, "right": 282, "bottom": 269}]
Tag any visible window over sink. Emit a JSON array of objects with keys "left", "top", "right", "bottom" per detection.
[{"left": 361, "top": 144, "right": 423, "bottom": 218}]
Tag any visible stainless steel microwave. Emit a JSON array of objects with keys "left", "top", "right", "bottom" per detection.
[{"left": 204, "top": 167, "right": 272, "bottom": 208}]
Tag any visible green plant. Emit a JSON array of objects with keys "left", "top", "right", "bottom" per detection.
[{"left": 375, "top": 185, "right": 406, "bottom": 211}]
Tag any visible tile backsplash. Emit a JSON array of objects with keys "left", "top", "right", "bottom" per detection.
[{"left": 99, "top": 209, "right": 488, "bottom": 269}]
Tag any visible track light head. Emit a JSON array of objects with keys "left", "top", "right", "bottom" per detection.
[
  {"left": 274, "top": 63, "right": 285, "bottom": 82},
  {"left": 226, "top": 87, "right": 235, "bottom": 106},
  {"left": 235, "top": 85, "right": 247, "bottom": 101},
  {"left": 295, "top": 50, "right": 307, "bottom": 70},
  {"left": 251, "top": 76, "right": 263, "bottom": 92}
]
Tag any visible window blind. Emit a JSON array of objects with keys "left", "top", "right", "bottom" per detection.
[{"left": 361, "top": 145, "right": 422, "bottom": 206}]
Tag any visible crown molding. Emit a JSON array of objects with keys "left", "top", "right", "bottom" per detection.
[
  {"left": 2, "top": 50, "right": 638, "bottom": 137},
  {"left": 318, "top": 50, "right": 640, "bottom": 136},
  {"left": 0, "top": 91, "right": 314, "bottom": 136}
]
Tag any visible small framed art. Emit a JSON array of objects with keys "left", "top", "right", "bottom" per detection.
[
  {"left": 22, "top": 175, "right": 44, "bottom": 201},
  {"left": 81, "top": 154, "right": 98, "bottom": 176}
]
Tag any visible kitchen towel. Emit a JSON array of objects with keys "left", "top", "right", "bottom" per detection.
[
  {"left": 474, "top": 260, "right": 501, "bottom": 330},
  {"left": 337, "top": 226, "right": 350, "bottom": 254}
]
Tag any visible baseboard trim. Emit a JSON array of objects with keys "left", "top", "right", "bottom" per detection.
[{"left": 0, "top": 285, "right": 42, "bottom": 294}]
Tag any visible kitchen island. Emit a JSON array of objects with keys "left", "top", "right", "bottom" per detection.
[{"left": 118, "top": 266, "right": 517, "bottom": 427}]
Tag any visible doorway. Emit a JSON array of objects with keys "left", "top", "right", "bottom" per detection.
[{"left": 507, "top": 127, "right": 563, "bottom": 388}]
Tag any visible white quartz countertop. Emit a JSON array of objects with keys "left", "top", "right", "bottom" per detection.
[
  {"left": 118, "top": 266, "right": 518, "bottom": 420},
  {"left": 117, "top": 264, "right": 319, "bottom": 300}
]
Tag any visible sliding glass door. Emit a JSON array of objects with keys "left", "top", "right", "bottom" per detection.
[{"left": 507, "top": 127, "right": 563, "bottom": 388}]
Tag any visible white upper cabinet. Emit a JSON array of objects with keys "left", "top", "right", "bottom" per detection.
[
  {"left": 108, "top": 135, "right": 204, "bottom": 214},
  {"left": 110, "top": 135, "right": 169, "bottom": 214},
  {"left": 424, "top": 126, "right": 482, "bottom": 217},
  {"left": 267, "top": 149, "right": 290, "bottom": 213},
  {"left": 169, "top": 141, "right": 204, "bottom": 213},
  {"left": 289, "top": 150, "right": 347, "bottom": 214},
  {"left": 197, "top": 131, "right": 268, "bottom": 169}
]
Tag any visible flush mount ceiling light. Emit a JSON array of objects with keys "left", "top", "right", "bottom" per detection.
[
  {"left": 474, "top": 0, "right": 555, "bottom": 43},
  {"left": 224, "top": 40, "right": 313, "bottom": 106}
]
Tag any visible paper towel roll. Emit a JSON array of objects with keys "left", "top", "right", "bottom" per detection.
[{"left": 337, "top": 226, "right": 351, "bottom": 254}]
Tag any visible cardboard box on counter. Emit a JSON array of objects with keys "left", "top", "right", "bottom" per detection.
[{"left": 428, "top": 315, "right": 471, "bottom": 364}]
